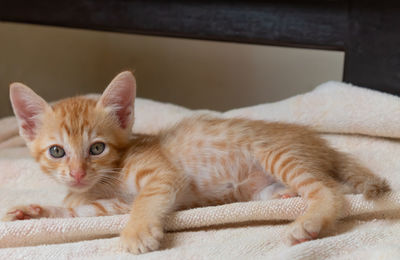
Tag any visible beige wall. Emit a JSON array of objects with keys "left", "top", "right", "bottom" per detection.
[{"left": 0, "top": 22, "right": 344, "bottom": 118}]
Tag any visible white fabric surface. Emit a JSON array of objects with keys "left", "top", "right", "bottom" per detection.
[{"left": 1, "top": 81, "right": 400, "bottom": 259}]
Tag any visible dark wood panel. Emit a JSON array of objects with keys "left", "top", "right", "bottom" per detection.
[
  {"left": 2, "top": 0, "right": 400, "bottom": 95},
  {"left": 344, "top": 0, "right": 400, "bottom": 95},
  {"left": 0, "top": 0, "right": 347, "bottom": 50}
]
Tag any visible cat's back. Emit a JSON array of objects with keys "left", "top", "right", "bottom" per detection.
[
  {"left": 158, "top": 114, "right": 330, "bottom": 177},
  {"left": 159, "top": 114, "right": 319, "bottom": 150}
]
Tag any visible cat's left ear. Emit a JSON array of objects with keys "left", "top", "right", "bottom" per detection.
[{"left": 97, "top": 71, "right": 136, "bottom": 129}]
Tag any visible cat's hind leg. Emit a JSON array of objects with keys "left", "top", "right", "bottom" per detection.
[
  {"left": 256, "top": 147, "right": 344, "bottom": 245},
  {"left": 286, "top": 180, "right": 343, "bottom": 244}
]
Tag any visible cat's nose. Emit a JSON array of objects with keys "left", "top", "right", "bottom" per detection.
[{"left": 70, "top": 169, "right": 86, "bottom": 182}]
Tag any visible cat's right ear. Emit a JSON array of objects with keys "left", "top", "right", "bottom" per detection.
[
  {"left": 9, "top": 83, "right": 50, "bottom": 142},
  {"left": 97, "top": 71, "right": 136, "bottom": 130}
]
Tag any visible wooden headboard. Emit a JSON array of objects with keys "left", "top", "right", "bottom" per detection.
[{"left": 1, "top": 0, "right": 399, "bottom": 95}]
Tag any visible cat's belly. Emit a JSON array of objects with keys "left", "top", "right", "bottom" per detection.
[
  {"left": 175, "top": 161, "right": 279, "bottom": 209},
  {"left": 166, "top": 142, "right": 281, "bottom": 209}
]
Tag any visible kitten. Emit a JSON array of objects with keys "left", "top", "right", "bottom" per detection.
[{"left": 3, "top": 71, "right": 389, "bottom": 254}]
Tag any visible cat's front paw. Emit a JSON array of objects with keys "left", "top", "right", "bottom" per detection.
[
  {"left": 120, "top": 218, "right": 164, "bottom": 254},
  {"left": 2, "top": 204, "right": 48, "bottom": 221}
]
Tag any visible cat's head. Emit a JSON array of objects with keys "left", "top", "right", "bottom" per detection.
[{"left": 9, "top": 71, "right": 136, "bottom": 193}]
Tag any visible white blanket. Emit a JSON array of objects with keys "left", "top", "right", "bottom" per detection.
[{"left": 1, "top": 81, "right": 400, "bottom": 259}]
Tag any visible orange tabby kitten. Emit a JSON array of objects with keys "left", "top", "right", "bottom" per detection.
[{"left": 3, "top": 71, "right": 389, "bottom": 254}]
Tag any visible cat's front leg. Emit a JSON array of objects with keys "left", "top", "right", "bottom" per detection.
[
  {"left": 2, "top": 204, "right": 70, "bottom": 221},
  {"left": 3, "top": 204, "right": 46, "bottom": 221},
  {"left": 121, "top": 171, "right": 186, "bottom": 254},
  {"left": 2, "top": 198, "right": 130, "bottom": 221}
]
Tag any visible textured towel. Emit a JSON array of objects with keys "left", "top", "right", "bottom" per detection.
[{"left": 1, "top": 81, "right": 400, "bottom": 259}]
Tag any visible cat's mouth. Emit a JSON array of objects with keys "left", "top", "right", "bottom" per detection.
[{"left": 63, "top": 174, "right": 101, "bottom": 192}]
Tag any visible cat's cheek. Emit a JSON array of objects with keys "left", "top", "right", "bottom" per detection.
[
  {"left": 39, "top": 164, "right": 61, "bottom": 178},
  {"left": 90, "top": 152, "right": 120, "bottom": 170}
]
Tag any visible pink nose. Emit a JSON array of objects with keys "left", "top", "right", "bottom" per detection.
[{"left": 70, "top": 170, "right": 86, "bottom": 182}]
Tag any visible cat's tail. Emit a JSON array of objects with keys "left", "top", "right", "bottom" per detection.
[{"left": 334, "top": 152, "right": 390, "bottom": 199}]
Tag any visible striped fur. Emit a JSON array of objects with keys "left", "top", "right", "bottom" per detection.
[{"left": 4, "top": 71, "right": 390, "bottom": 254}]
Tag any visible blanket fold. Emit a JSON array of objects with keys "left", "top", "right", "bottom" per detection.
[
  {"left": 1, "top": 81, "right": 400, "bottom": 259},
  {"left": 1, "top": 192, "right": 400, "bottom": 249}
]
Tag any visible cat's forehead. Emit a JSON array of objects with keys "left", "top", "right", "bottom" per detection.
[
  {"left": 52, "top": 97, "right": 97, "bottom": 114},
  {"left": 50, "top": 97, "right": 99, "bottom": 134}
]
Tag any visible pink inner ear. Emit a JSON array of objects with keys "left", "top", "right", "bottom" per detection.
[
  {"left": 10, "top": 83, "right": 48, "bottom": 141},
  {"left": 100, "top": 71, "right": 136, "bottom": 129},
  {"left": 21, "top": 117, "right": 37, "bottom": 139},
  {"left": 102, "top": 87, "right": 134, "bottom": 129},
  {"left": 116, "top": 106, "right": 132, "bottom": 129},
  {"left": 18, "top": 107, "right": 41, "bottom": 139}
]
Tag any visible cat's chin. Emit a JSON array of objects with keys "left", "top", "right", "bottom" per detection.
[{"left": 67, "top": 182, "right": 93, "bottom": 193}]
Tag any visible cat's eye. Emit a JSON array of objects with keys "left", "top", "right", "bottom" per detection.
[
  {"left": 49, "top": 145, "right": 65, "bottom": 158},
  {"left": 90, "top": 142, "right": 105, "bottom": 155}
]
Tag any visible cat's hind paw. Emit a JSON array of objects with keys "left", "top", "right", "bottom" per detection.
[
  {"left": 2, "top": 204, "right": 48, "bottom": 221},
  {"left": 287, "top": 218, "right": 321, "bottom": 245},
  {"left": 273, "top": 189, "right": 298, "bottom": 199}
]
